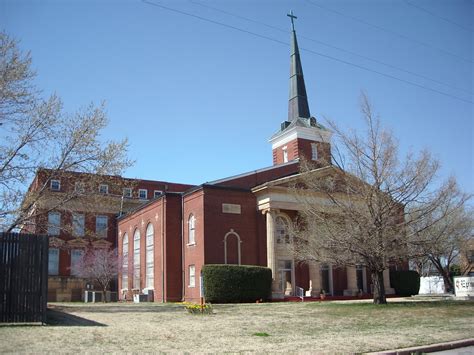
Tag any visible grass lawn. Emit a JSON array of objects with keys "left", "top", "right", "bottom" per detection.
[{"left": 0, "top": 298, "right": 472, "bottom": 353}]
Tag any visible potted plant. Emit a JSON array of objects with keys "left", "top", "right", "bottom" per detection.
[{"left": 320, "top": 289, "right": 326, "bottom": 300}]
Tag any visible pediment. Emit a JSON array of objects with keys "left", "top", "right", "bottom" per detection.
[
  {"left": 91, "top": 239, "right": 112, "bottom": 249},
  {"left": 66, "top": 238, "right": 89, "bottom": 249},
  {"left": 49, "top": 237, "right": 65, "bottom": 248}
]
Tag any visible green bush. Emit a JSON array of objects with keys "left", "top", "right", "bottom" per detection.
[
  {"left": 202, "top": 264, "right": 272, "bottom": 303},
  {"left": 389, "top": 270, "right": 420, "bottom": 296}
]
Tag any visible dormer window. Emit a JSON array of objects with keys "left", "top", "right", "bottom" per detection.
[
  {"left": 50, "top": 180, "right": 60, "bottom": 191},
  {"left": 99, "top": 184, "right": 109, "bottom": 194},
  {"left": 139, "top": 189, "right": 148, "bottom": 200},
  {"left": 282, "top": 146, "right": 288, "bottom": 163},
  {"left": 311, "top": 143, "right": 318, "bottom": 161}
]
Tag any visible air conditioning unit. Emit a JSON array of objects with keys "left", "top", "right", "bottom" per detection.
[{"left": 133, "top": 294, "right": 148, "bottom": 303}]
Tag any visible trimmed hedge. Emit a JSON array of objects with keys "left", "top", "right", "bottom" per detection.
[
  {"left": 202, "top": 264, "right": 272, "bottom": 303},
  {"left": 389, "top": 270, "right": 420, "bottom": 296}
]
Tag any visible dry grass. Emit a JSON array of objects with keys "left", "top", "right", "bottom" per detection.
[{"left": 0, "top": 299, "right": 472, "bottom": 354}]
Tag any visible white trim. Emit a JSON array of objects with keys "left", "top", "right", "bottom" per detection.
[
  {"left": 223, "top": 229, "right": 242, "bottom": 265},
  {"left": 138, "top": 189, "right": 148, "bottom": 200},
  {"left": 99, "top": 184, "right": 109, "bottom": 194},
  {"left": 50, "top": 179, "right": 61, "bottom": 191},
  {"left": 270, "top": 125, "right": 332, "bottom": 149}
]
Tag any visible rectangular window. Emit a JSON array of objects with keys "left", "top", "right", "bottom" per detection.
[
  {"left": 123, "top": 188, "right": 132, "bottom": 198},
  {"left": 70, "top": 249, "right": 84, "bottom": 276},
  {"left": 189, "top": 265, "right": 195, "bottom": 287},
  {"left": 50, "top": 179, "right": 60, "bottom": 191},
  {"left": 282, "top": 146, "right": 288, "bottom": 163},
  {"left": 48, "top": 248, "right": 59, "bottom": 275},
  {"left": 138, "top": 189, "right": 147, "bottom": 199},
  {"left": 95, "top": 215, "right": 108, "bottom": 238},
  {"left": 47, "top": 212, "right": 61, "bottom": 236},
  {"left": 311, "top": 143, "right": 318, "bottom": 161},
  {"left": 99, "top": 184, "right": 109, "bottom": 194},
  {"left": 72, "top": 213, "right": 85, "bottom": 237},
  {"left": 154, "top": 190, "right": 162, "bottom": 198}
]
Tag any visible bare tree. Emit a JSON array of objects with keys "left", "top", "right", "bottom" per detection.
[
  {"left": 410, "top": 203, "right": 473, "bottom": 292},
  {"left": 75, "top": 248, "right": 120, "bottom": 300},
  {"left": 291, "top": 93, "right": 469, "bottom": 304},
  {"left": 0, "top": 32, "right": 132, "bottom": 232}
]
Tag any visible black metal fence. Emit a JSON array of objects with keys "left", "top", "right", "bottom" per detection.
[{"left": 0, "top": 232, "right": 48, "bottom": 323}]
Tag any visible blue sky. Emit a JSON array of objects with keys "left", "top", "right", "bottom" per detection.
[{"left": 2, "top": 0, "right": 473, "bottom": 194}]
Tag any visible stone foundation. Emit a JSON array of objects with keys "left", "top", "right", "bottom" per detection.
[{"left": 48, "top": 277, "right": 86, "bottom": 302}]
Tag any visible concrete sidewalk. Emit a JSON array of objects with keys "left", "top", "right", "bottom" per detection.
[{"left": 367, "top": 338, "right": 474, "bottom": 355}]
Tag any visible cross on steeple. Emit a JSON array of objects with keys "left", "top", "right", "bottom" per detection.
[{"left": 287, "top": 10, "right": 297, "bottom": 31}]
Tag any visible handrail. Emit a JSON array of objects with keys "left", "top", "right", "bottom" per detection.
[{"left": 295, "top": 286, "right": 304, "bottom": 302}]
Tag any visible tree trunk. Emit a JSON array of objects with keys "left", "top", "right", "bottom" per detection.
[
  {"left": 371, "top": 270, "right": 387, "bottom": 304},
  {"left": 440, "top": 269, "right": 454, "bottom": 293}
]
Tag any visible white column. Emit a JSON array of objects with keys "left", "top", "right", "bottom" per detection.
[
  {"left": 344, "top": 266, "right": 359, "bottom": 296},
  {"left": 266, "top": 209, "right": 282, "bottom": 298},
  {"left": 306, "top": 261, "right": 321, "bottom": 297},
  {"left": 383, "top": 269, "right": 395, "bottom": 295}
]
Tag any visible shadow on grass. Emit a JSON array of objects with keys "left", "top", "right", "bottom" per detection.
[
  {"left": 46, "top": 309, "right": 106, "bottom": 327},
  {"left": 48, "top": 303, "right": 185, "bottom": 315}
]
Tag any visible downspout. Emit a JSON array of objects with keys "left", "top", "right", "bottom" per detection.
[{"left": 161, "top": 196, "right": 165, "bottom": 302}]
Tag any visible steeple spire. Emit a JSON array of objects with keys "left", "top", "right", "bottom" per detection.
[{"left": 287, "top": 11, "right": 311, "bottom": 122}]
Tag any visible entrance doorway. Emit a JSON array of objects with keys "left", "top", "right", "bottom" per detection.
[{"left": 278, "top": 260, "right": 294, "bottom": 296}]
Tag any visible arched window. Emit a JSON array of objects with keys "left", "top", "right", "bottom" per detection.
[
  {"left": 133, "top": 229, "right": 140, "bottom": 289},
  {"left": 188, "top": 214, "right": 195, "bottom": 245},
  {"left": 122, "top": 233, "right": 128, "bottom": 289},
  {"left": 145, "top": 223, "right": 154, "bottom": 288},
  {"left": 275, "top": 215, "right": 290, "bottom": 244},
  {"left": 224, "top": 229, "right": 241, "bottom": 265}
]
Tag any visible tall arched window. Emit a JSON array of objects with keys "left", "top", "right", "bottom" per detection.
[
  {"left": 133, "top": 229, "right": 140, "bottom": 289},
  {"left": 188, "top": 214, "right": 195, "bottom": 245},
  {"left": 145, "top": 223, "right": 154, "bottom": 288},
  {"left": 275, "top": 215, "right": 290, "bottom": 244},
  {"left": 122, "top": 233, "right": 129, "bottom": 289}
]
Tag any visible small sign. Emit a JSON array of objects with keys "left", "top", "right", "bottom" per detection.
[
  {"left": 454, "top": 276, "right": 474, "bottom": 297},
  {"left": 222, "top": 203, "right": 241, "bottom": 214}
]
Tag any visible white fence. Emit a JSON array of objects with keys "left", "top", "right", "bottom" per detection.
[{"left": 419, "top": 276, "right": 445, "bottom": 294}]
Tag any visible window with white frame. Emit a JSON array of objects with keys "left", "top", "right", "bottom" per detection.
[
  {"left": 72, "top": 213, "right": 85, "bottom": 237},
  {"left": 95, "top": 215, "right": 108, "bottom": 238},
  {"left": 50, "top": 179, "right": 60, "bottom": 191},
  {"left": 188, "top": 265, "right": 195, "bottom": 287},
  {"left": 188, "top": 214, "right": 195, "bottom": 245},
  {"left": 133, "top": 229, "right": 140, "bottom": 289},
  {"left": 122, "top": 233, "right": 129, "bottom": 289},
  {"left": 123, "top": 188, "right": 132, "bottom": 198},
  {"left": 154, "top": 190, "right": 162, "bottom": 198},
  {"left": 145, "top": 224, "right": 154, "bottom": 288},
  {"left": 311, "top": 143, "right": 318, "bottom": 161},
  {"left": 75, "top": 182, "right": 85, "bottom": 193},
  {"left": 138, "top": 189, "right": 147, "bottom": 199},
  {"left": 99, "top": 184, "right": 109, "bottom": 194},
  {"left": 275, "top": 215, "right": 290, "bottom": 244},
  {"left": 282, "top": 146, "right": 288, "bottom": 163},
  {"left": 48, "top": 248, "right": 59, "bottom": 275},
  {"left": 47, "top": 212, "right": 61, "bottom": 236},
  {"left": 70, "top": 249, "right": 84, "bottom": 276}
]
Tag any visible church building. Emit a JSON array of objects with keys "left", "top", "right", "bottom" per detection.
[{"left": 117, "top": 19, "right": 396, "bottom": 302}]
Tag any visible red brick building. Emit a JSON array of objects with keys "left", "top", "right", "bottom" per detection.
[
  {"left": 117, "top": 26, "right": 396, "bottom": 302},
  {"left": 24, "top": 169, "right": 193, "bottom": 301}
]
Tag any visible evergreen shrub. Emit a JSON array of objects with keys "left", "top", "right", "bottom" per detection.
[
  {"left": 202, "top": 264, "right": 272, "bottom": 303},
  {"left": 389, "top": 270, "right": 420, "bottom": 296}
]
